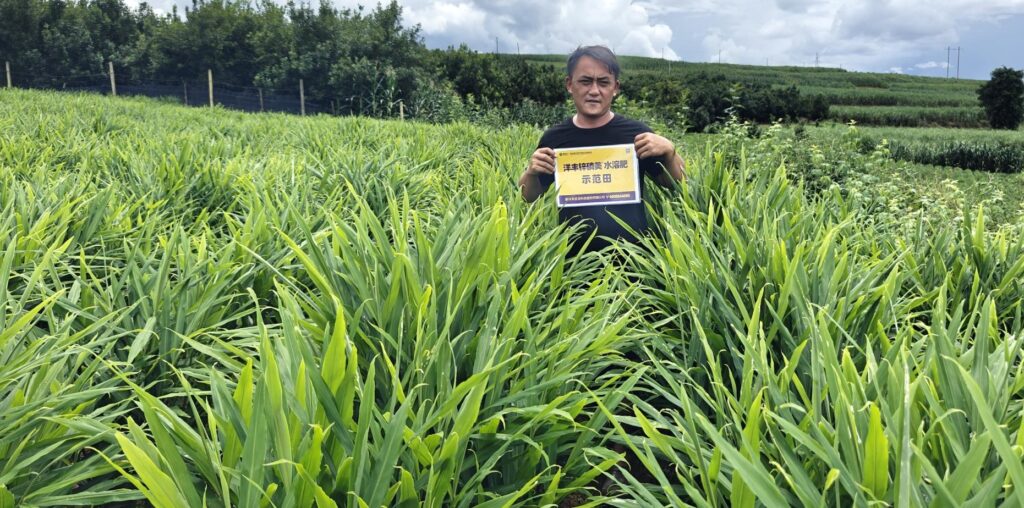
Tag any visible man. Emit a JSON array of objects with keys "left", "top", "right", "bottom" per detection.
[{"left": 519, "top": 45, "right": 685, "bottom": 255}]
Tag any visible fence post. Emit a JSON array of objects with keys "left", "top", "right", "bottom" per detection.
[
  {"left": 108, "top": 62, "right": 117, "bottom": 96},
  {"left": 207, "top": 69, "right": 213, "bottom": 107},
  {"left": 258, "top": 88, "right": 264, "bottom": 112},
  {"left": 299, "top": 79, "right": 305, "bottom": 116},
  {"left": 183, "top": 80, "right": 188, "bottom": 106},
  {"left": 5, "top": 61, "right": 10, "bottom": 89},
  {"left": 399, "top": 100, "right": 404, "bottom": 120}
]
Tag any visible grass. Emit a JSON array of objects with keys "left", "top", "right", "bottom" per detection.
[
  {"left": 805, "top": 124, "right": 1024, "bottom": 174},
  {"left": 2, "top": 88, "right": 1024, "bottom": 506},
  {"left": 828, "top": 105, "right": 987, "bottom": 128}
]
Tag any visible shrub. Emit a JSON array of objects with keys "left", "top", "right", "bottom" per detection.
[{"left": 977, "top": 66, "right": 1024, "bottom": 130}]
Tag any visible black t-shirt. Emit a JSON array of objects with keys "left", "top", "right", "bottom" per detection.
[{"left": 535, "top": 114, "right": 661, "bottom": 254}]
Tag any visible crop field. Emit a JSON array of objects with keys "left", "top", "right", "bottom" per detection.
[
  {"left": 805, "top": 124, "right": 1024, "bottom": 175},
  {"left": 826, "top": 106, "right": 987, "bottom": 128},
  {"left": 2, "top": 89, "right": 1024, "bottom": 506}
]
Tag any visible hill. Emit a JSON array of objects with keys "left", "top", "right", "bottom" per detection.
[{"left": 524, "top": 54, "right": 986, "bottom": 127}]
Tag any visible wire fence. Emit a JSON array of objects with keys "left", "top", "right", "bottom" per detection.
[{"left": 4, "top": 67, "right": 331, "bottom": 116}]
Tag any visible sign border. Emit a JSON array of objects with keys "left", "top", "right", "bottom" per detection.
[{"left": 553, "top": 143, "right": 641, "bottom": 208}]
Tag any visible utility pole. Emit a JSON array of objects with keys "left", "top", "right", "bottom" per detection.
[
  {"left": 946, "top": 46, "right": 950, "bottom": 78},
  {"left": 815, "top": 52, "right": 819, "bottom": 67},
  {"left": 956, "top": 46, "right": 961, "bottom": 79},
  {"left": 495, "top": 37, "right": 499, "bottom": 54}
]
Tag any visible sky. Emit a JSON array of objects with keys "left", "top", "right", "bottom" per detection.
[{"left": 143, "top": 0, "right": 1024, "bottom": 80}]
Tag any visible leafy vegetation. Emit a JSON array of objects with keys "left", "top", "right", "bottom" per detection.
[
  {"left": 828, "top": 105, "right": 987, "bottom": 128},
  {"left": 806, "top": 124, "right": 1024, "bottom": 174},
  {"left": 3, "top": 88, "right": 1024, "bottom": 506},
  {"left": 978, "top": 67, "right": 1024, "bottom": 130}
]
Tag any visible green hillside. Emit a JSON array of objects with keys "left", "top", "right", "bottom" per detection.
[{"left": 524, "top": 54, "right": 985, "bottom": 127}]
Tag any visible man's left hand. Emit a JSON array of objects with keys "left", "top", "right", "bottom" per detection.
[{"left": 634, "top": 132, "right": 675, "bottom": 160}]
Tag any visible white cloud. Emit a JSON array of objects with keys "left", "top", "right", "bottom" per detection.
[
  {"left": 386, "top": 0, "right": 680, "bottom": 59},
  {"left": 915, "top": 61, "right": 949, "bottom": 69},
  {"left": 671, "top": 0, "right": 1024, "bottom": 71},
  {"left": 889, "top": 67, "right": 904, "bottom": 73},
  {"left": 404, "top": 2, "right": 487, "bottom": 35}
]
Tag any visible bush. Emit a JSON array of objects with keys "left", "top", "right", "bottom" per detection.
[{"left": 977, "top": 67, "right": 1024, "bottom": 130}]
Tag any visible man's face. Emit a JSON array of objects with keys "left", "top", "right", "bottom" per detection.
[{"left": 566, "top": 55, "right": 619, "bottom": 120}]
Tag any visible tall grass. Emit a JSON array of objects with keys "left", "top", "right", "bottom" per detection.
[
  {"left": 810, "top": 125, "right": 1024, "bottom": 174},
  {"left": 830, "top": 105, "right": 987, "bottom": 128},
  {"left": 2, "top": 88, "right": 1024, "bottom": 506}
]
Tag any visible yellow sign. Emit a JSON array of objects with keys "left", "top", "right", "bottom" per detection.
[{"left": 554, "top": 144, "right": 640, "bottom": 207}]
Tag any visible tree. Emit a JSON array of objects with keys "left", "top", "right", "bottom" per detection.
[{"left": 978, "top": 67, "right": 1024, "bottom": 130}]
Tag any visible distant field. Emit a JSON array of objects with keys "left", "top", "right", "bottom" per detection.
[
  {"left": 828, "top": 105, "right": 986, "bottom": 127},
  {"left": 806, "top": 124, "right": 1024, "bottom": 174}
]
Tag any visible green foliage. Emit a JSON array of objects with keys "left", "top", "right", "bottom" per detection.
[
  {"left": 622, "top": 72, "right": 828, "bottom": 132},
  {"left": 4, "top": 89, "right": 1024, "bottom": 507},
  {"left": 978, "top": 66, "right": 1024, "bottom": 130},
  {"left": 807, "top": 124, "right": 1024, "bottom": 174},
  {"left": 433, "top": 48, "right": 563, "bottom": 109},
  {"left": 830, "top": 105, "right": 987, "bottom": 127}
]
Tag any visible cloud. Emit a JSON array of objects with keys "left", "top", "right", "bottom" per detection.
[
  {"left": 915, "top": 61, "right": 949, "bottom": 69},
  {"left": 389, "top": 0, "right": 680, "bottom": 59},
  {"left": 889, "top": 67, "right": 904, "bottom": 73},
  {"left": 661, "top": 0, "right": 1024, "bottom": 72}
]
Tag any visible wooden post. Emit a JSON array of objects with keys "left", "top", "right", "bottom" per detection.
[
  {"left": 299, "top": 79, "right": 305, "bottom": 116},
  {"left": 108, "top": 62, "right": 116, "bottom": 96},
  {"left": 258, "top": 88, "right": 264, "bottom": 112},
  {"left": 399, "top": 100, "right": 404, "bottom": 120},
  {"left": 207, "top": 69, "right": 213, "bottom": 107},
  {"left": 5, "top": 61, "right": 10, "bottom": 89},
  {"left": 183, "top": 80, "right": 188, "bottom": 106}
]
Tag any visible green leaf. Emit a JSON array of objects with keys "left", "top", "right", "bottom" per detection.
[{"left": 863, "top": 402, "right": 890, "bottom": 500}]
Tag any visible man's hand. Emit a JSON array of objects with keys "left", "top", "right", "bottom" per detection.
[
  {"left": 520, "top": 147, "right": 557, "bottom": 202},
  {"left": 635, "top": 132, "right": 685, "bottom": 188},
  {"left": 526, "top": 147, "right": 556, "bottom": 176},
  {"left": 634, "top": 132, "right": 674, "bottom": 160}
]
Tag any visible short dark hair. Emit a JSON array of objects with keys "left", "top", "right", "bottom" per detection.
[{"left": 566, "top": 45, "right": 620, "bottom": 80}]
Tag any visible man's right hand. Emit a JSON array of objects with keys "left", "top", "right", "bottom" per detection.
[
  {"left": 520, "top": 147, "right": 556, "bottom": 202},
  {"left": 527, "top": 147, "right": 557, "bottom": 175}
]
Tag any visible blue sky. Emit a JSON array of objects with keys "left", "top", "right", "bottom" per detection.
[{"left": 141, "top": 0, "right": 1024, "bottom": 80}]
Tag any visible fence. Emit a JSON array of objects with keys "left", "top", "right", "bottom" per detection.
[{"left": 1, "top": 61, "right": 351, "bottom": 117}]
